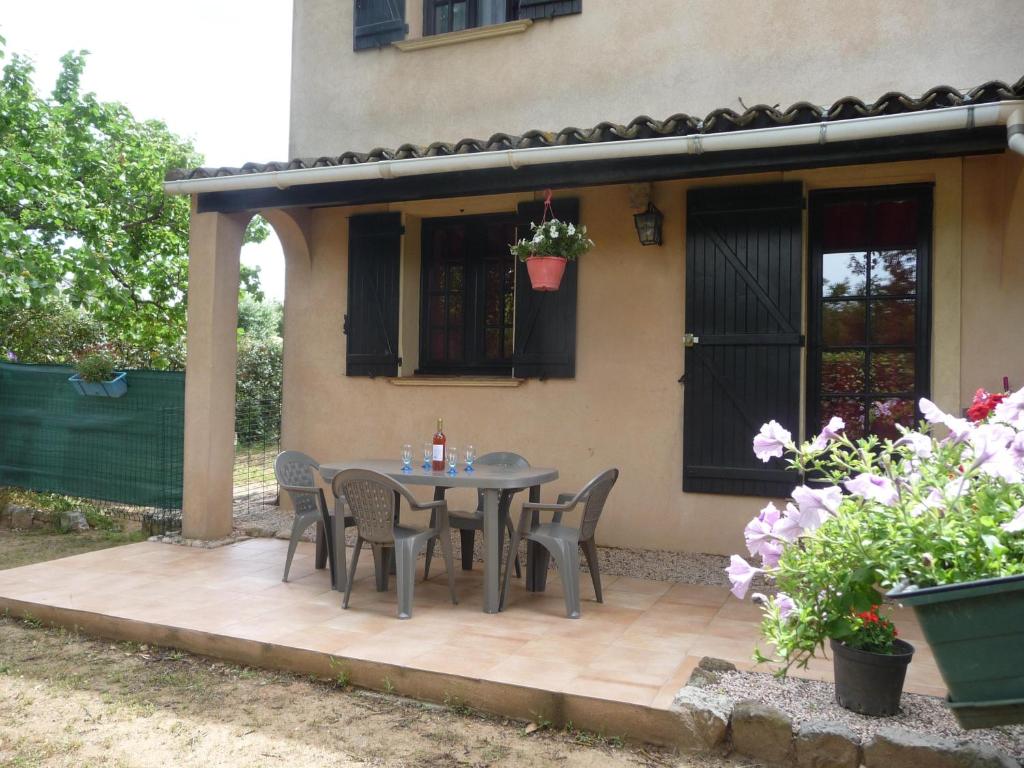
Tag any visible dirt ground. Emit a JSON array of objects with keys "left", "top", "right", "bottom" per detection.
[{"left": 0, "top": 527, "right": 761, "bottom": 768}]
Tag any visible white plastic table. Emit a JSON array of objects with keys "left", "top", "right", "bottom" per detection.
[{"left": 319, "top": 459, "right": 558, "bottom": 613}]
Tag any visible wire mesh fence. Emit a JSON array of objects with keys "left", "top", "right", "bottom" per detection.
[{"left": 233, "top": 398, "right": 281, "bottom": 524}]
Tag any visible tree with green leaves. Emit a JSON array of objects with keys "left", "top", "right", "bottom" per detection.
[{"left": 0, "top": 36, "right": 267, "bottom": 369}]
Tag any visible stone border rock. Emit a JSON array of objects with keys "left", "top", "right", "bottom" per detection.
[
  {"left": 670, "top": 658, "right": 1021, "bottom": 768},
  {"left": 148, "top": 532, "right": 250, "bottom": 549}
]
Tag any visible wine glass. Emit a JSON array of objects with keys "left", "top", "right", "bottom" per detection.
[
  {"left": 446, "top": 447, "right": 458, "bottom": 475},
  {"left": 422, "top": 442, "right": 432, "bottom": 470},
  {"left": 401, "top": 444, "right": 413, "bottom": 472},
  {"left": 465, "top": 444, "right": 476, "bottom": 472}
]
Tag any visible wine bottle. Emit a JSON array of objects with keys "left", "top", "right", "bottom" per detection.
[{"left": 431, "top": 418, "right": 446, "bottom": 472}]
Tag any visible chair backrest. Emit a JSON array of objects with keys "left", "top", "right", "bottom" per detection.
[
  {"left": 474, "top": 452, "right": 530, "bottom": 509},
  {"left": 333, "top": 468, "right": 414, "bottom": 544},
  {"left": 577, "top": 468, "right": 619, "bottom": 541},
  {"left": 275, "top": 450, "right": 323, "bottom": 518}
]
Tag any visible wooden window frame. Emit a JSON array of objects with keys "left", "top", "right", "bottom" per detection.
[
  {"left": 423, "top": 0, "right": 519, "bottom": 35},
  {"left": 806, "top": 184, "right": 933, "bottom": 440},
  {"left": 418, "top": 213, "right": 519, "bottom": 376}
]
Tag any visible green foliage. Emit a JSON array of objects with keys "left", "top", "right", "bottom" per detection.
[
  {"left": 237, "top": 293, "right": 283, "bottom": 339},
  {"left": 74, "top": 351, "right": 116, "bottom": 383},
  {"left": 235, "top": 334, "right": 282, "bottom": 444},
  {"left": 0, "top": 39, "right": 267, "bottom": 369},
  {"left": 509, "top": 218, "right": 594, "bottom": 261}
]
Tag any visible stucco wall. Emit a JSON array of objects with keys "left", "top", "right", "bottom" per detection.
[
  {"left": 289, "top": 0, "right": 1024, "bottom": 158},
  {"left": 272, "top": 156, "right": 1017, "bottom": 556}
]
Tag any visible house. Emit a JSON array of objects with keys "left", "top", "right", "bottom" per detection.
[{"left": 165, "top": 0, "right": 1024, "bottom": 556}]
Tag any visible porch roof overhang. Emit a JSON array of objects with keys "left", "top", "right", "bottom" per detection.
[{"left": 166, "top": 97, "right": 1024, "bottom": 215}]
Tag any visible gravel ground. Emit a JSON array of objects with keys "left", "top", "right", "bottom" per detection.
[{"left": 710, "top": 669, "right": 1024, "bottom": 762}]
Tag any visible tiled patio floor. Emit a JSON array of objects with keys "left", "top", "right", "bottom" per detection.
[{"left": 0, "top": 538, "right": 946, "bottom": 741}]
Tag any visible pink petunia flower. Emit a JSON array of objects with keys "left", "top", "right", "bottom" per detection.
[
  {"left": 920, "top": 398, "right": 974, "bottom": 443},
  {"left": 726, "top": 555, "right": 762, "bottom": 600},
  {"left": 772, "top": 503, "right": 804, "bottom": 542},
  {"left": 1001, "top": 506, "right": 1024, "bottom": 533},
  {"left": 844, "top": 472, "right": 899, "bottom": 505},
  {"left": 896, "top": 431, "right": 933, "bottom": 459},
  {"left": 791, "top": 485, "right": 843, "bottom": 531},
  {"left": 993, "top": 387, "right": 1024, "bottom": 429},
  {"left": 753, "top": 421, "right": 793, "bottom": 463},
  {"left": 810, "top": 416, "right": 845, "bottom": 452},
  {"left": 775, "top": 593, "right": 797, "bottom": 619}
]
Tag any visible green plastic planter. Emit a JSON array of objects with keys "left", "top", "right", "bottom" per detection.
[{"left": 888, "top": 574, "right": 1024, "bottom": 728}]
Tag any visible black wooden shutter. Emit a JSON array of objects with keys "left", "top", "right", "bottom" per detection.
[
  {"left": 353, "top": 0, "right": 407, "bottom": 51},
  {"left": 517, "top": 0, "right": 582, "bottom": 20},
  {"left": 683, "top": 183, "right": 803, "bottom": 496},
  {"left": 346, "top": 213, "right": 402, "bottom": 377},
  {"left": 512, "top": 198, "right": 579, "bottom": 379}
]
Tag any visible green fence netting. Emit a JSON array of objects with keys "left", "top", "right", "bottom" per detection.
[{"left": 0, "top": 362, "right": 184, "bottom": 510}]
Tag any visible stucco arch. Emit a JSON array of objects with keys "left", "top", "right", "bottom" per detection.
[{"left": 181, "top": 202, "right": 312, "bottom": 540}]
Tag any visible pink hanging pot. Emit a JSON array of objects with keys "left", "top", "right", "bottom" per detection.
[{"left": 525, "top": 255, "right": 568, "bottom": 291}]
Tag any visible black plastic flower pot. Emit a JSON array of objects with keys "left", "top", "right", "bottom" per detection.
[
  {"left": 887, "top": 574, "right": 1024, "bottom": 728},
  {"left": 830, "top": 637, "right": 915, "bottom": 716}
]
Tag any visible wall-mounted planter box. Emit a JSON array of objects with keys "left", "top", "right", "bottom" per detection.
[
  {"left": 68, "top": 372, "right": 128, "bottom": 398},
  {"left": 888, "top": 573, "right": 1024, "bottom": 728}
]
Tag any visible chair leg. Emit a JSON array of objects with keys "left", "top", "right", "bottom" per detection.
[
  {"left": 343, "top": 536, "right": 363, "bottom": 609},
  {"left": 581, "top": 538, "right": 602, "bottom": 603},
  {"left": 282, "top": 515, "right": 307, "bottom": 582},
  {"left": 423, "top": 509, "right": 437, "bottom": 580},
  {"left": 322, "top": 515, "right": 337, "bottom": 587},
  {"left": 500, "top": 528, "right": 523, "bottom": 610},
  {"left": 395, "top": 539, "right": 417, "bottom": 620},
  {"left": 372, "top": 545, "right": 391, "bottom": 592},
  {"left": 504, "top": 516, "right": 521, "bottom": 579},
  {"left": 438, "top": 530, "right": 458, "bottom": 605},
  {"left": 314, "top": 521, "right": 328, "bottom": 569},
  {"left": 332, "top": 518, "right": 348, "bottom": 592},
  {"left": 459, "top": 529, "right": 475, "bottom": 571},
  {"left": 546, "top": 540, "right": 581, "bottom": 618}
]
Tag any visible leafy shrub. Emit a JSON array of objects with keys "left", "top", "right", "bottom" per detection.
[
  {"left": 235, "top": 335, "right": 282, "bottom": 445},
  {"left": 75, "top": 351, "right": 117, "bottom": 383}
]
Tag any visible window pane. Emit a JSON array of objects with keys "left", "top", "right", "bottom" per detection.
[
  {"left": 485, "top": 328, "right": 499, "bottom": 359},
  {"left": 821, "top": 398, "right": 866, "bottom": 439},
  {"left": 428, "top": 262, "right": 445, "bottom": 291},
  {"left": 485, "top": 263, "right": 502, "bottom": 325},
  {"left": 452, "top": 0, "right": 468, "bottom": 30},
  {"left": 504, "top": 330, "right": 514, "bottom": 359},
  {"left": 822, "top": 252, "right": 866, "bottom": 297},
  {"left": 821, "top": 351, "right": 865, "bottom": 393},
  {"left": 871, "top": 299, "right": 915, "bottom": 345},
  {"left": 822, "top": 301, "right": 866, "bottom": 346},
  {"left": 430, "top": 329, "right": 445, "bottom": 360},
  {"left": 435, "top": 3, "right": 449, "bottom": 32},
  {"left": 871, "top": 250, "right": 916, "bottom": 296},
  {"left": 448, "top": 327, "right": 464, "bottom": 361},
  {"left": 822, "top": 201, "right": 868, "bottom": 251},
  {"left": 428, "top": 295, "right": 445, "bottom": 326},
  {"left": 870, "top": 351, "right": 915, "bottom": 393},
  {"left": 874, "top": 199, "right": 919, "bottom": 250},
  {"left": 869, "top": 398, "right": 915, "bottom": 440}
]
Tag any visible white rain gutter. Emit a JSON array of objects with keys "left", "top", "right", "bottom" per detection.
[{"left": 164, "top": 101, "right": 1024, "bottom": 196}]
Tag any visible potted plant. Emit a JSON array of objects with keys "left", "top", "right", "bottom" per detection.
[
  {"left": 729, "top": 385, "right": 1024, "bottom": 726},
  {"left": 69, "top": 351, "right": 128, "bottom": 398},
  {"left": 510, "top": 209, "right": 593, "bottom": 292}
]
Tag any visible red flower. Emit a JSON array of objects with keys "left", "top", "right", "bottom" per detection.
[{"left": 967, "top": 388, "right": 1007, "bottom": 422}]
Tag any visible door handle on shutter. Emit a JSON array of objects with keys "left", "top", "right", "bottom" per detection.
[{"left": 684, "top": 333, "right": 699, "bottom": 347}]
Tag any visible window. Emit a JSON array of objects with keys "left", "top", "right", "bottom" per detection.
[
  {"left": 419, "top": 214, "right": 518, "bottom": 374},
  {"left": 424, "top": 0, "right": 517, "bottom": 34},
  {"left": 808, "top": 186, "right": 932, "bottom": 441}
]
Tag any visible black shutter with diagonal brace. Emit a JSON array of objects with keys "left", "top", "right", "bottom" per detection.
[
  {"left": 353, "top": 0, "right": 407, "bottom": 51},
  {"left": 683, "top": 184, "right": 804, "bottom": 496},
  {"left": 512, "top": 198, "right": 579, "bottom": 379},
  {"left": 345, "top": 213, "right": 403, "bottom": 377}
]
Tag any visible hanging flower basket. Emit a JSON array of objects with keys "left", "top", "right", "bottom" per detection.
[
  {"left": 69, "top": 350, "right": 127, "bottom": 398},
  {"left": 510, "top": 190, "right": 593, "bottom": 292},
  {"left": 68, "top": 371, "right": 128, "bottom": 398}
]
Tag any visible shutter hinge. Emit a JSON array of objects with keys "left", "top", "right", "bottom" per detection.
[
  {"left": 343, "top": 314, "right": 349, "bottom": 335},
  {"left": 397, "top": 356, "right": 403, "bottom": 367},
  {"left": 678, "top": 373, "right": 686, "bottom": 384}
]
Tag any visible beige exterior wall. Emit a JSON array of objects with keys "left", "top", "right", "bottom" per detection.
[
  {"left": 269, "top": 154, "right": 1024, "bottom": 556},
  {"left": 290, "top": 0, "right": 1024, "bottom": 158}
]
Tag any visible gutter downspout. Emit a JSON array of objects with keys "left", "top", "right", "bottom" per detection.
[{"left": 163, "top": 101, "right": 1024, "bottom": 196}]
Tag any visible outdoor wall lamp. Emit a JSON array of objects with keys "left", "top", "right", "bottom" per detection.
[{"left": 633, "top": 202, "right": 664, "bottom": 246}]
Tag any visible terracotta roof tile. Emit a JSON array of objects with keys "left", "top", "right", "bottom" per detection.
[{"left": 166, "top": 77, "right": 1024, "bottom": 182}]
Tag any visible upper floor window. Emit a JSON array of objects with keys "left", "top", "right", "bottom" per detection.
[{"left": 424, "top": 0, "right": 518, "bottom": 35}]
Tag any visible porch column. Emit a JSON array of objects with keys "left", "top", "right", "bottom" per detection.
[{"left": 182, "top": 202, "right": 250, "bottom": 539}]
